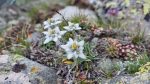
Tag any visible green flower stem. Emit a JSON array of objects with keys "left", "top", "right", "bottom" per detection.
[{"left": 72, "top": 30, "right": 77, "bottom": 39}]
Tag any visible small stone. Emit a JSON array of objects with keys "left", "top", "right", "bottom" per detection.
[
  {"left": 4, "top": 72, "right": 31, "bottom": 84},
  {"left": 130, "top": 44, "right": 135, "bottom": 48},
  {"left": 0, "top": 37, "right": 4, "bottom": 42},
  {"left": 121, "top": 49, "right": 125, "bottom": 53},
  {"left": 12, "top": 63, "right": 27, "bottom": 73},
  {"left": 116, "top": 43, "right": 122, "bottom": 47},
  {"left": 125, "top": 45, "right": 130, "bottom": 48},
  {"left": 8, "top": 8, "right": 17, "bottom": 15},
  {"left": 126, "top": 49, "right": 130, "bottom": 53},
  {"left": 130, "top": 51, "right": 135, "bottom": 54},
  {"left": 93, "top": 29, "right": 101, "bottom": 35},
  {"left": 0, "top": 17, "right": 6, "bottom": 29},
  {"left": 52, "top": 6, "right": 98, "bottom": 24},
  {"left": 8, "top": 20, "right": 19, "bottom": 26},
  {"left": 91, "top": 37, "right": 99, "bottom": 46},
  {"left": 0, "top": 55, "right": 9, "bottom": 64}
]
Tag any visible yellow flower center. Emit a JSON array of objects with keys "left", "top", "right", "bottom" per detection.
[
  {"left": 48, "top": 29, "right": 55, "bottom": 35},
  {"left": 71, "top": 42, "right": 78, "bottom": 50},
  {"left": 48, "top": 18, "right": 51, "bottom": 23}
]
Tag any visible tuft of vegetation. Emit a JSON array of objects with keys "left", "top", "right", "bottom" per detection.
[
  {"left": 138, "top": 62, "right": 150, "bottom": 74},
  {"left": 106, "top": 43, "right": 118, "bottom": 57},
  {"left": 28, "top": 7, "right": 39, "bottom": 20},
  {"left": 70, "top": 14, "right": 87, "bottom": 23},
  {"left": 84, "top": 42, "right": 96, "bottom": 60},
  {"left": 62, "top": 32, "right": 74, "bottom": 42},
  {"left": 125, "top": 61, "right": 140, "bottom": 74},
  {"left": 125, "top": 53, "right": 150, "bottom": 74},
  {"left": 96, "top": 17, "right": 122, "bottom": 29},
  {"left": 41, "top": 41, "right": 56, "bottom": 50},
  {"left": 98, "top": 58, "right": 120, "bottom": 78},
  {"left": 131, "top": 27, "right": 145, "bottom": 45}
]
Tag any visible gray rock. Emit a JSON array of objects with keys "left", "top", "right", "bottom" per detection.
[
  {"left": 51, "top": 6, "right": 98, "bottom": 23},
  {"left": 104, "top": 75, "right": 132, "bottom": 84},
  {"left": 17, "top": 0, "right": 66, "bottom": 10},
  {"left": 0, "top": 54, "right": 57, "bottom": 84},
  {"left": 0, "top": 0, "right": 15, "bottom": 8},
  {"left": 27, "top": 32, "right": 42, "bottom": 44},
  {"left": 18, "top": 16, "right": 31, "bottom": 22},
  {"left": 0, "top": 17, "right": 6, "bottom": 29},
  {"left": 7, "top": 20, "right": 19, "bottom": 26},
  {"left": 104, "top": 73, "right": 150, "bottom": 84},
  {"left": 0, "top": 7, "right": 19, "bottom": 22},
  {"left": 20, "top": 58, "right": 57, "bottom": 84},
  {"left": 130, "top": 73, "right": 150, "bottom": 84},
  {"left": 91, "top": 37, "right": 99, "bottom": 46},
  {"left": 1, "top": 72, "right": 31, "bottom": 84},
  {"left": 0, "top": 55, "right": 11, "bottom": 75},
  {"left": 8, "top": 16, "right": 30, "bottom": 26},
  {"left": 97, "top": 58, "right": 121, "bottom": 76},
  {"left": 0, "top": 55, "right": 9, "bottom": 64}
]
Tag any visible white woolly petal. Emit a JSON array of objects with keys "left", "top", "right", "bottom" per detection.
[
  {"left": 66, "top": 48, "right": 72, "bottom": 53},
  {"left": 76, "top": 27, "right": 81, "bottom": 30},
  {"left": 61, "top": 44, "right": 72, "bottom": 52},
  {"left": 43, "top": 21, "right": 49, "bottom": 25},
  {"left": 66, "top": 48, "right": 72, "bottom": 52},
  {"left": 60, "top": 45, "right": 66, "bottom": 49},
  {"left": 57, "top": 35, "right": 61, "bottom": 38},
  {"left": 79, "top": 46, "right": 84, "bottom": 51},
  {"left": 55, "top": 20, "right": 62, "bottom": 24},
  {"left": 73, "top": 52, "right": 79, "bottom": 58},
  {"left": 67, "top": 53, "right": 73, "bottom": 59},
  {"left": 55, "top": 27, "right": 60, "bottom": 32},
  {"left": 45, "top": 35, "right": 51, "bottom": 39},
  {"left": 67, "top": 38, "right": 74, "bottom": 46},
  {"left": 43, "top": 21, "right": 50, "bottom": 29},
  {"left": 68, "top": 22, "right": 73, "bottom": 26},
  {"left": 79, "top": 53, "right": 86, "bottom": 59},
  {"left": 60, "top": 31, "right": 66, "bottom": 35},
  {"left": 64, "top": 26, "right": 70, "bottom": 30},
  {"left": 44, "top": 37, "right": 52, "bottom": 44},
  {"left": 75, "top": 24, "right": 79, "bottom": 27},
  {"left": 78, "top": 40, "right": 84, "bottom": 46},
  {"left": 43, "top": 31, "right": 49, "bottom": 35},
  {"left": 53, "top": 37, "right": 58, "bottom": 42},
  {"left": 69, "top": 38, "right": 74, "bottom": 43},
  {"left": 44, "top": 25, "right": 50, "bottom": 29}
]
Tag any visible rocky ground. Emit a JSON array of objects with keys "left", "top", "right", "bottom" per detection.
[{"left": 0, "top": 0, "right": 150, "bottom": 84}]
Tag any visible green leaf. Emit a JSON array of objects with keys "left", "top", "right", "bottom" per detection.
[{"left": 143, "top": 3, "right": 150, "bottom": 15}]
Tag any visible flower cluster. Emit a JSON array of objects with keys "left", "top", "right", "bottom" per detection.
[
  {"left": 43, "top": 19, "right": 86, "bottom": 59},
  {"left": 43, "top": 19, "right": 62, "bottom": 29},
  {"left": 64, "top": 22, "right": 81, "bottom": 31},
  {"left": 43, "top": 19, "right": 66, "bottom": 44},
  {"left": 107, "top": 38, "right": 138, "bottom": 60},
  {"left": 43, "top": 27, "right": 66, "bottom": 44},
  {"left": 61, "top": 38, "right": 86, "bottom": 59}
]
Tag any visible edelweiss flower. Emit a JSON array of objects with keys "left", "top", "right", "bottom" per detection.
[
  {"left": 64, "top": 22, "right": 81, "bottom": 31},
  {"left": 43, "top": 27, "right": 66, "bottom": 44},
  {"left": 61, "top": 38, "right": 86, "bottom": 59},
  {"left": 89, "top": 0, "right": 97, "bottom": 4},
  {"left": 43, "top": 19, "right": 62, "bottom": 29}
]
